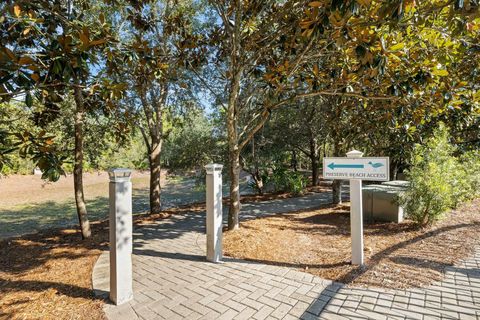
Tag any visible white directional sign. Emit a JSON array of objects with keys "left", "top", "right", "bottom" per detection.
[
  {"left": 323, "top": 151, "right": 390, "bottom": 266},
  {"left": 323, "top": 157, "right": 389, "bottom": 181}
]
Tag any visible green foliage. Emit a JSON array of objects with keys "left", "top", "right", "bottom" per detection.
[
  {"left": 162, "top": 113, "right": 221, "bottom": 170},
  {"left": 96, "top": 133, "right": 148, "bottom": 170},
  {"left": 271, "top": 168, "right": 308, "bottom": 195},
  {"left": 400, "top": 124, "right": 479, "bottom": 226},
  {"left": 456, "top": 150, "right": 480, "bottom": 203},
  {"left": 247, "top": 169, "right": 270, "bottom": 194}
]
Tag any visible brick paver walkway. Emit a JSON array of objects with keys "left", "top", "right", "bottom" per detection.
[{"left": 93, "top": 193, "right": 480, "bottom": 319}]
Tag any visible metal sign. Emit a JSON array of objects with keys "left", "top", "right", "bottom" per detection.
[{"left": 323, "top": 157, "right": 390, "bottom": 181}]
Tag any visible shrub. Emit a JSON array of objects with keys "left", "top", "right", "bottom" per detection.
[
  {"left": 400, "top": 124, "right": 458, "bottom": 225},
  {"left": 458, "top": 150, "right": 480, "bottom": 201},
  {"left": 271, "top": 167, "right": 307, "bottom": 195},
  {"left": 247, "top": 169, "right": 270, "bottom": 195}
]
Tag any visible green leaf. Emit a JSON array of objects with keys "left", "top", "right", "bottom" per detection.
[
  {"left": 25, "top": 92, "right": 33, "bottom": 107},
  {"left": 389, "top": 43, "right": 404, "bottom": 52},
  {"left": 432, "top": 69, "right": 449, "bottom": 77}
]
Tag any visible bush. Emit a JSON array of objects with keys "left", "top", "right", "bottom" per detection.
[
  {"left": 400, "top": 124, "right": 480, "bottom": 225},
  {"left": 271, "top": 168, "right": 307, "bottom": 195},
  {"left": 247, "top": 169, "right": 270, "bottom": 195},
  {"left": 458, "top": 150, "right": 480, "bottom": 201}
]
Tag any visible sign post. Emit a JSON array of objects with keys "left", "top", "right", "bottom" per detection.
[
  {"left": 346, "top": 150, "right": 364, "bottom": 265},
  {"left": 323, "top": 151, "right": 389, "bottom": 266}
]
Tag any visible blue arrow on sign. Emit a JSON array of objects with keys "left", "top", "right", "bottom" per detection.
[{"left": 328, "top": 163, "right": 364, "bottom": 170}]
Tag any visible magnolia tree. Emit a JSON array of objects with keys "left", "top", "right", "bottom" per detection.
[
  {"left": 0, "top": 0, "right": 118, "bottom": 238},
  {"left": 105, "top": 0, "right": 205, "bottom": 214}
]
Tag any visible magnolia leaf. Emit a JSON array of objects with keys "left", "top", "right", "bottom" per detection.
[
  {"left": 432, "top": 69, "right": 449, "bottom": 77},
  {"left": 308, "top": 1, "right": 323, "bottom": 7},
  {"left": 389, "top": 42, "right": 404, "bottom": 52},
  {"left": 18, "top": 56, "right": 35, "bottom": 65},
  {"left": 25, "top": 92, "right": 33, "bottom": 107},
  {"left": 356, "top": 0, "right": 371, "bottom": 6},
  {"left": 79, "top": 32, "right": 89, "bottom": 49},
  {"left": 31, "top": 73, "right": 39, "bottom": 82},
  {"left": 13, "top": 5, "right": 21, "bottom": 17},
  {"left": 3, "top": 47, "right": 17, "bottom": 62},
  {"left": 90, "top": 38, "right": 107, "bottom": 46}
]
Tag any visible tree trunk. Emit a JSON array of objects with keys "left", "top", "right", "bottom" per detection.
[
  {"left": 332, "top": 139, "right": 342, "bottom": 205},
  {"left": 250, "top": 137, "right": 264, "bottom": 195},
  {"left": 252, "top": 168, "right": 264, "bottom": 196},
  {"left": 292, "top": 150, "right": 298, "bottom": 172},
  {"left": 332, "top": 180, "right": 342, "bottom": 204},
  {"left": 149, "top": 140, "right": 162, "bottom": 214},
  {"left": 228, "top": 150, "right": 241, "bottom": 230},
  {"left": 73, "top": 86, "right": 91, "bottom": 239},
  {"left": 226, "top": 63, "right": 242, "bottom": 230},
  {"left": 311, "top": 155, "right": 319, "bottom": 187},
  {"left": 309, "top": 136, "right": 319, "bottom": 186}
]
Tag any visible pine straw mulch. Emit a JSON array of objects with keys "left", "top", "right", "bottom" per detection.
[
  {"left": 2, "top": 189, "right": 479, "bottom": 320},
  {"left": 0, "top": 226, "right": 107, "bottom": 320},
  {"left": 0, "top": 203, "right": 207, "bottom": 320},
  {"left": 224, "top": 198, "right": 480, "bottom": 289}
]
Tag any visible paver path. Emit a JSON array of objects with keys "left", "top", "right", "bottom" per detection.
[{"left": 93, "top": 193, "right": 480, "bottom": 319}]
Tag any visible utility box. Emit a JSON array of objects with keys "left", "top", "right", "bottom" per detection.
[{"left": 363, "top": 183, "right": 407, "bottom": 223}]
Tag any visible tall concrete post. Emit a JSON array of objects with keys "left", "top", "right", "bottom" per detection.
[
  {"left": 108, "top": 168, "right": 133, "bottom": 305},
  {"left": 205, "top": 164, "right": 223, "bottom": 263},
  {"left": 346, "top": 150, "right": 364, "bottom": 265}
]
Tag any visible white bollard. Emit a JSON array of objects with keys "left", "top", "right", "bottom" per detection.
[
  {"left": 108, "top": 168, "right": 133, "bottom": 305},
  {"left": 346, "top": 150, "right": 364, "bottom": 265},
  {"left": 205, "top": 164, "right": 223, "bottom": 263}
]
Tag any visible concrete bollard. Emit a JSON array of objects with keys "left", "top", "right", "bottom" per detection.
[
  {"left": 346, "top": 150, "right": 364, "bottom": 265},
  {"left": 205, "top": 164, "right": 223, "bottom": 263},
  {"left": 108, "top": 168, "right": 133, "bottom": 305}
]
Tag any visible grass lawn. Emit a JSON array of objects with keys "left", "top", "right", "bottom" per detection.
[{"left": 0, "top": 171, "right": 219, "bottom": 239}]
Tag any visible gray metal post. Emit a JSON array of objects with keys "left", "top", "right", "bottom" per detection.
[
  {"left": 205, "top": 164, "right": 223, "bottom": 263},
  {"left": 108, "top": 168, "right": 133, "bottom": 305}
]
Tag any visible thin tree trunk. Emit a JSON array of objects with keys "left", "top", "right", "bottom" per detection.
[
  {"left": 139, "top": 85, "right": 165, "bottom": 215},
  {"left": 332, "top": 138, "right": 342, "bottom": 205},
  {"left": 292, "top": 150, "right": 298, "bottom": 172},
  {"left": 310, "top": 136, "right": 319, "bottom": 186},
  {"left": 73, "top": 85, "right": 91, "bottom": 239},
  {"left": 228, "top": 150, "right": 241, "bottom": 230},
  {"left": 251, "top": 136, "right": 264, "bottom": 195},
  {"left": 149, "top": 140, "right": 162, "bottom": 214},
  {"left": 311, "top": 155, "right": 319, "bottom": 187}
]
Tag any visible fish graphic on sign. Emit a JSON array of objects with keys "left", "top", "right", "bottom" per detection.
[{"left": 368, "top": 161, "right": 384, "bottom": 169}]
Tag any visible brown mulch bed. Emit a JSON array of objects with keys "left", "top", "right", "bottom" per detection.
[
  {"left": 0, "top": 226, "right": 108, "bottom": 320},
  {"left": 2, "top": 187, "right": 478, "bottom": 319},
  {"left": 0, "top": 204, "right": 204, "bottom": 320},
  {"left": 224, "top": 199, "right": 480, "bottom": 289}
]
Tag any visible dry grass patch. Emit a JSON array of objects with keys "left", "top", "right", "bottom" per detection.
[{"left": 224, "top": 199, "right": 480, "bottom": 289}]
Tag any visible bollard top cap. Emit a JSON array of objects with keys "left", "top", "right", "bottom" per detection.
[
  {"left": 108, "top": 168, "right": 132, "bottom": 182},
  {"left": 205, "top": 163, "right": 223, "bottom": 174},
  {"left": 346, "top": 150, "right": 364, "bottom": 158}
]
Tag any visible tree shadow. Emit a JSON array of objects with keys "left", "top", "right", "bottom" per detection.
[
  {"left": 0, "top": 279, "right": 106, "bottom": 300},
  {"left": 0, "top": 222, "right": 109, "bottom": 274},
  {"left": 300, "top": 221, "right": 480, "bottom": 318}
]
